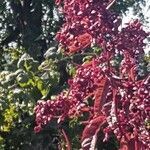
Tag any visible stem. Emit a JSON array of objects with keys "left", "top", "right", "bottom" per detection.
[
  {"left": 61, "top": 128, "right": 71, "bottom": 150},
  {"left": 106, "top": 0, "right": 116, "bottom": 10},
  {"left": 134, "top": 126, "right": 139, "bottom": 150},
  {"left": 56, "top": 52, "right": 97, "bottom": 64},
  {"left": 113, "top": 89, "right": 129, "bottom": 142}
]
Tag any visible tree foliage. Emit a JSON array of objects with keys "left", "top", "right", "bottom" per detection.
[{"left": 0, "top": 0, "right": 62, "bottom": 59}]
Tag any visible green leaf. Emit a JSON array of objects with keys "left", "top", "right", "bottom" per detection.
[{"left": 36, "top": 78, "right": 49, "bottom": 97}]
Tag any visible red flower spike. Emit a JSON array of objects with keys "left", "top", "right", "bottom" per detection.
[{"left": 35, "top": 0, "right": 149, "bottom": 149}]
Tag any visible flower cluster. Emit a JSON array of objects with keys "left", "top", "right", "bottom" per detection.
[
  {"left": 114, "top": 20, "right": 148, "bottom": 57},
  {"left": 106, "top": 77, "right": 150, "bottom": 149},
  {"left": 34, "top": 0, "right": 149, "bottom": 149},
  {"left": 55, "top": 0, "right": 120, "bottom": 53},
  {"left": 34, "top": 59, "right": 104, "bottom": 132},
  {"left": 55, "top": 0, "right": 148, "bottom": 57}
]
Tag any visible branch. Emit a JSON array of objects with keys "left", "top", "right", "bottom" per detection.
[
  {"left": 61, "top": 129, "right": 71, "bottom": 150},
  {"left": 56, "top": 52, "right": 97, "bottom": 64},
  {"left": 106, "top": 0, "right": 116, "bottom": 10}
]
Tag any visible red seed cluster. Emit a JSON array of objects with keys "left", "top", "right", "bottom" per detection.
[
  {"left": 55, "top": 0, "right": 148, "bottom": 56},
  {"left": 55, "top": 0, "right": 120, "bottom": 53},
  {"left": 114, "top": 20, "right": 149, "bottom": 57},
  {"left": 34, "top": 0, "right": 149, "bottom": 149},
  {"left": 107, "top": 77, "right": 150, "bottom": 148},
  {"left": 34, "top": 59, "right": 105, "bottom": 132}
]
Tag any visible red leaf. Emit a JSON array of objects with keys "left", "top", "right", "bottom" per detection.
[
  {"left": 119, "top": 138, "right": 143, "bottom": 150},
  {"left": 81, "top": 116, "right": 106, "bottom": 150},
  {"left": 129, "top": 65, "right": 136, "bottom": 81},
  {"left": 94, "top": 77, "right": 110, "bottom": 116},
  {"left": 68, "top": 33, "right": 92, "bottom": 52},
  {"left": 77, "top": 33, "right": 92, "bottom": 47},
  {"left": 55, "top": 0, "right": 62, "bottom": 5}
]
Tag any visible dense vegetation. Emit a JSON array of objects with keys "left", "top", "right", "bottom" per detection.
[{"left": 0, "top": 0, "right": 149, "bottom": 149}]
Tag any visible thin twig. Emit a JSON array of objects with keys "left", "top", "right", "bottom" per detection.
[
  {"left": 106, "top": 0, "right": 116, "bottom": 10},
  {"left": 56, "top": 52, "right": 97, "bottom": 64},
  {"left": 61, "top": 128, "right": 72, "bottom": 150}
]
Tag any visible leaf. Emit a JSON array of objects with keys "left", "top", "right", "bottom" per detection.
[
  {"left": 119, "top": 138, "right": 143, "bottom": 150},
  {"left": 81, "top": 116, "right": 106, "bottom": 150},
  {"left": 77, "top": 33, "right": 92, "bottom": 47},
  {"left": 92, "top": 46, "right": 102, "bottom": 54},
  {"left": 17, "top": 53, "right": 39, "bottom": 72},
  {"left": 129, "top": 65, "right": 136, "bottom": 81},
  {"left": 68, "top": 33, "right": 92, "bottom": 53},
  {"left": 44, "top": 47, "right": 57, "bottom": 59},
  {"left": 36, "top": 78, "right": 49, "bottom": 97},
  {"left": 94, "top": 77, "right": 110, "bottom": 116},
  {"left": 119, "top": 126, "right": 145, "bottom": 150},
  {"left": 17, "top": 53, "right": 31, "bottom": 69}
]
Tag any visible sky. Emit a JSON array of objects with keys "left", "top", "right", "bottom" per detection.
[
  {"left": 123, "top": 0, "right": 150, "bottom": 28},
  {"left": 122, "top": 0, "right": 150, "bottom": 53}
]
